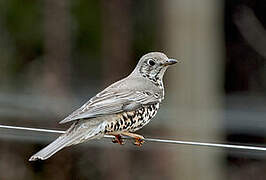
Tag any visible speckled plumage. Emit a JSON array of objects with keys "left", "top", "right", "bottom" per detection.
[
  {"left": 104, "top": 103, "right": 160, "bottom": 133},
  {"left": 29, "top": 52, "right": 178, "bottom": 161}
]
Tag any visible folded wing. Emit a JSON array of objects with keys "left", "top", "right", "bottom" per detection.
[{"left": 59, "top": 90, "right": 160, "bottom": 124}]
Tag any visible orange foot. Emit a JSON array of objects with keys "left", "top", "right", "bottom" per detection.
[
  {"left": 112, "top": 135, "right": 125, "bottom": 145},
  {"left": 133, "top": 137, "right": 145, "bottom": 146},
  {"left": 120, "top": 132, "right": 145, "bottom": 147}
]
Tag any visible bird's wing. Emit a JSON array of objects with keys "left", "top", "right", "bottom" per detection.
[{"left": 59, "top": 89, "right": 160, "bottom": 124}]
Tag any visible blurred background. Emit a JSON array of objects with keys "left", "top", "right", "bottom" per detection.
[{"left": 1, "top": 0, "right": 266, "bottom": 179}]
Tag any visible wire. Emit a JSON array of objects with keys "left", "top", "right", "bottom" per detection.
[
  {"left": 0, "top": 124, "right": 65, "bottom": 134},
  {"left": 0, "top": 124, "right": 266, "bottom": 151}
]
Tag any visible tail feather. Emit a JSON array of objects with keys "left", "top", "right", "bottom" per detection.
[{"left": 29, "top": 121, "right": 106, "bottom": 161}]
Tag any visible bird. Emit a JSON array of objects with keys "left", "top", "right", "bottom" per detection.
[{"left": 29, "top": 52, "right": 178, "bottom": 161}]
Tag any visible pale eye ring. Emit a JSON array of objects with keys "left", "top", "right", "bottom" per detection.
[{"left": 147, "top": 59, "right": 156, "bottom": 66}]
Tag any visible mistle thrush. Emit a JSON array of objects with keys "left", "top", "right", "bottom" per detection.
[{"left": 29, "top": 52, "right": 178, "bottom": 161}]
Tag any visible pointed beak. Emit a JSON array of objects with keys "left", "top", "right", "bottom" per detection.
[{"left": 162, "top": 58, "right": 180, "bottom": 66}]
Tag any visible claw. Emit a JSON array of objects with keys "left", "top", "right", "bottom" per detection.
[
  {"left": 112, "top": 135, "right": 125, "bottom": 145},
  {"left": 133, "top": 138, "right": 145, "bottom": 146}
]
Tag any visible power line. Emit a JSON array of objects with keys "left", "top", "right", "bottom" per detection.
[{"left": 0, "top": 124, "right": 266, "bottom": 151}]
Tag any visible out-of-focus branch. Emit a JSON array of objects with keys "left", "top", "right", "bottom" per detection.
[
  {"left": 234, "top": 5, "right": 266, "bottom": 59},
  {"left": 42, "top": 0, "right": 71, "bottom": 96},
  {"left": 101, "top": 0, "right": 133, "bottom": 85}
]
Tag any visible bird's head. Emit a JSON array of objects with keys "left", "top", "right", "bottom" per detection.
[{"left": 132, "top": 52, "right": 179, "bottom": 83}]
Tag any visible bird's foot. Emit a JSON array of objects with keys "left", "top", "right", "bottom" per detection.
[
  {"left": 112, "top": 135, "right": 125, "bottom": 145},
  {"left": 133, "top": 137, "right": 145, "bottom": 147},
  {"left": 120, "top": 132, "right": 145, "bottom": 147}
]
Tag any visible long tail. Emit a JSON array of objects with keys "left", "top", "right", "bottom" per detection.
[{"left": 29, "top": 121, "right": 106, "bottom": 161}]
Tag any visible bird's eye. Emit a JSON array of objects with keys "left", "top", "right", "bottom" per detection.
[{"left": 147, "top": 59, "right": 155, "bottom": 66}]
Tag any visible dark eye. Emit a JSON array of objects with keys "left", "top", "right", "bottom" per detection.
[{"left": 147, "top": 59, "right": 155, "bottom": 66}]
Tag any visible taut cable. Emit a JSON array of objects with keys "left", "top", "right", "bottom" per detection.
[{"left": 0, "top": 124, "right": 266, "bottom": 151}]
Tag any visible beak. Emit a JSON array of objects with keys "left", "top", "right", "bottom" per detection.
[{"left": 162, "top": 58, "right": 180, "bottom": 66}]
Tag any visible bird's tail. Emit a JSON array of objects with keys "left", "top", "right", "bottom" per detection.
[{"left": 29, "top": 121, "right": 106, "bottom": 161}]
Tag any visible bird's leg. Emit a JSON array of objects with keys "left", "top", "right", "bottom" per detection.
[
  {"left": 108, "top": 133, "right": 125, "bottom": 145},
  {"left": 121, "top": 132, "right": 145, "bottom": 146}
]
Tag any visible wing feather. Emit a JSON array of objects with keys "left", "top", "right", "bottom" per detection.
[{"left": 59, "top": 90, "right": 160, "bottom": 124}]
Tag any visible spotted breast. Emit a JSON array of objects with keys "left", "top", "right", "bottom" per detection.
[{"left": 104, "top": 103, "right": 160, "bottom": 133}]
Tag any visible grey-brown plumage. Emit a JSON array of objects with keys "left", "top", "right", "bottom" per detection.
[{"left": 29, "top": 52, "right": 178, "bottom": 161}]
